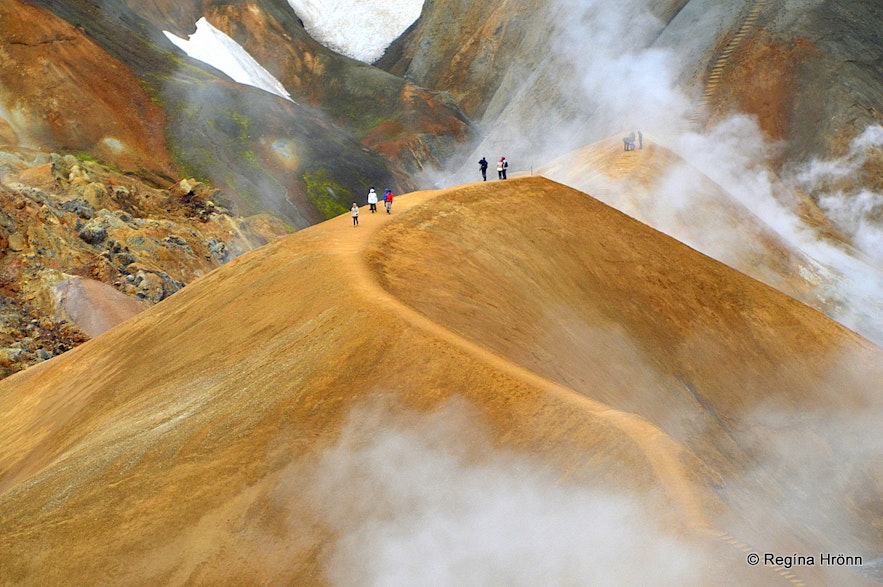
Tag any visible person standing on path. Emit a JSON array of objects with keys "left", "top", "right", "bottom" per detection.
[
  {"left": 497, "top": 157, "right": 508, "bottom": 180},
  {"left": 351, "top": 203, "right": 359, "bottom": 226},
  {"left": 367, "top": 187, "right": 378, "bottom": 213},
  {"left": 384, "top": 188, "right": 394, "bottom": 214},
  {"left": 637, "top": 130, "right": 643, "bottom": 149},
  {"left": 478, "top": 157, "right": 488, "bottom": 181}
]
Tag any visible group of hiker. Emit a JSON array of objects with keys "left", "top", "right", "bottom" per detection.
[
  {"left": 623, "top": 130, "right": 643, "bottom": 151},
  {"left": 478, "top": 156, "right": 508, "bottom": 181},
  {"left": 351, "top": 154, "right": 510, "bottom": 227},
  {"left": 352, "top": 132, "right": 645, "bottom": 225},
  {"left": 349, "top": 131, "right": 647, "bottom": 226},
  {"left": 350, "top": 187, "right": 393, "bottom": 226}
]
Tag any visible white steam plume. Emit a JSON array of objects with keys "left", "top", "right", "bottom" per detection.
[
  {"left": 793, "top": 125, "right": 883, "bottom": 265},
  {"left": 301, "top": 399, "right": 705, "bottom": 587},
  {"left": 440, "top": 0, "right": 692, "bottom": 183},
  {"left": 667, "top": 117, "right": 883, "bottom": 344},
  {"left": 725, "top": 355, "right": 883, "bottom": 578}
]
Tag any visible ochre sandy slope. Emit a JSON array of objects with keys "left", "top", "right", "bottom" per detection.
[
  {"left": 0, "top": 178, "right": 879, "bottom": 585},
  {"left": 538, "top": 136, "right": 859, "bottom": 318}
]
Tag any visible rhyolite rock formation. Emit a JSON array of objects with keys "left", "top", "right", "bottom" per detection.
[{"left": 0, "top": 148, "right": 287, "bottom": 377}]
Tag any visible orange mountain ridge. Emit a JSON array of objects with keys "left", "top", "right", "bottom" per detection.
[{"left": 0, "top": 177, "right": 879, "bottom": 585}]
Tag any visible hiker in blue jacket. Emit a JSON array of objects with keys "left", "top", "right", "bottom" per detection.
[{"left": 479, "top": 157, "right": 488, "bottom": 181}]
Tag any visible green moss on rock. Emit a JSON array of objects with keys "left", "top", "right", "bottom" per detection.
[{"left": 303, "top": 169, "right": 350, "bottom": 219}]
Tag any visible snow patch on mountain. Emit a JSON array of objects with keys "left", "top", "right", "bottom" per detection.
[
  {"left": 286, "top": 0, "right": 424, "bottom": 63},
  {"left": 164, "top": 18, "right": 292, "bottom": 101}
]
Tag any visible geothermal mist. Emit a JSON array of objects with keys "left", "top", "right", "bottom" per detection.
[
  {"left": 437, "top": 0, "right": 883, "bottom": 345},
  {"left": 794, "top": 125, "right": 883, "bottom": 265},
  {"left": 297, "top": 400, "right": 705, "bottom": 587}
]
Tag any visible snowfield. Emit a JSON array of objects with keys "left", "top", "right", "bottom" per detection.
[
  {"left": 164, "top": 0, "right": 424, "bottom": 97},
  {"left": 285, "top": 0, "right": 425, "bottom": 62},
  {"left": 164, "top": 18, "right": 292, "bottom": 101}
]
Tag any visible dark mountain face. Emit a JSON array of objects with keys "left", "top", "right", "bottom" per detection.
[
  {"left": 5, "top": 0, "right": 878, "bottom": 225},
  {"left": 7, "top": 0, "right": 472, "bottom": 227}
]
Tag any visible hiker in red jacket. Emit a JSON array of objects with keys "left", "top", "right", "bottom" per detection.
[{"left": 384, "top": 188, "right": 394, "bottom": 214}]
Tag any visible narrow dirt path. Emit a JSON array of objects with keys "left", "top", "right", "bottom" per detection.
[
  {"left": 325, "top": 188, "right": 713, "bottom": 528},
  {"left": 318, "top": 184, "right": 815, "bottom": 586}
]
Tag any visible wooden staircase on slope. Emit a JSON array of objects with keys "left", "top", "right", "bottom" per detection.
[{"left": 688, "top": 0, "right": 768, "bottom": 127}]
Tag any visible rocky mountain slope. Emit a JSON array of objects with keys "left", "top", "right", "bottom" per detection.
[
  {"left": 0, "top": 178, "right": 879, "bottom": 585},
  {"left": 3, "top": 0, "right": 471, "bottom": 227},
  {"left": 0, "top": 148, "right": 286, "bottom": 377}
]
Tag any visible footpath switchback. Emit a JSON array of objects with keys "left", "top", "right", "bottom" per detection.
[{"left": 0, "top": 178, "right": 878, "bottom": 586}]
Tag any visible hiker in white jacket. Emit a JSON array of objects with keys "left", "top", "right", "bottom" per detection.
[{"left": 367, "top": 187, "right": 379, "bottom": 213}]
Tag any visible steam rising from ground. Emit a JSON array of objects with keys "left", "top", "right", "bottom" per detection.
[
  {"left": 553, "top": 1, "right": 691, "bottom": 140},
  {"left": 794, "top": 125, "right": 883, "bottom": 265},
  {"left": 448, "top": 0, "right": 692, "bottom": 178},
  {"left": 440, "top": 0, "right": 883, "bottom": 343},
  {"left": 667, "top": 118, "right": 883, "bottom": 343},
  {"left": 726, "top": 357, "right": 883, "bottom": 574},
  {"left": 303, "top": 400, "right": 703, "bottom": 587}
]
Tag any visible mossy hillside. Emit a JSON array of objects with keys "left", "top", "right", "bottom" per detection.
[
  {"left": 303, "top": 168, "right": 351, "bottom": 219},
  {"left": 27, "top": 0, "right": 406, "bottom": 229},
  {"left": 158, "top": 77, "right": 401, "bottom": 227}
]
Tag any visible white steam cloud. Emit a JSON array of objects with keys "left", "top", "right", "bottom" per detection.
[
  {"left": 302, "top": 400, "right": 704, "bottom": 587},
  {"left": 556, "top": 1, "right": 691, "bottom": 139},
  {"left": 794, "top": 125, "right": 883, "bottom": 265},
  {"left": 667, "top": 117, "right": 883, "bottom": 343},
  {"left": 444, "top": 0, "right": 693, "bottom": 179},
  {"left": 437, "top": 0, "right": 883, "bottom": 344},
  {"left": 727, "top": 356, "right": 883, "bottom": 571}
]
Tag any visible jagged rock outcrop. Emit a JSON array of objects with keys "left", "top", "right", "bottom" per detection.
[{"left": 0, "top": 148, "right": 287, "bottom": 377}]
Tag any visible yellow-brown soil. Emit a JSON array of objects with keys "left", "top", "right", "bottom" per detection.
[{"left": 0, "top": 178, "right": 878, "bottom": 585}]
